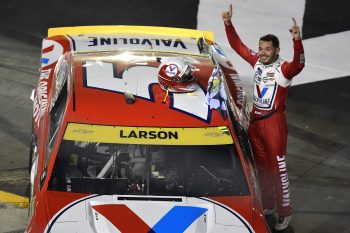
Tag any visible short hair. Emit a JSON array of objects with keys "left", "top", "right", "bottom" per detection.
[{"left": 259, "top": 34, "right": 280, "bottom": 48}]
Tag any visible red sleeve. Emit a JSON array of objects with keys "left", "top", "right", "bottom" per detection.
[
  {"left": 281, "top": 39, "right": 305, "bottom": 79},
  {"left": 225, "top": 23, "right": 259, "bottom": 67}
]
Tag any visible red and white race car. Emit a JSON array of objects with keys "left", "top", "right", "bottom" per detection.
[{"left": 27, "top": 25, "right": 270, "bottom": 233}]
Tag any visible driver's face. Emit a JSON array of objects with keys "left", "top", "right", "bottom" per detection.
[{"left": 258, "top": 40, "right": 280, "bottom": 65}]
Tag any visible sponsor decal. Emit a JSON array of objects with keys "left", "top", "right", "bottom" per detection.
[
  {"left": 255, "top": 85, "right": 268, "bottom": 98},
  {"left": 226, "top": 61, "right": 233, "bottom": 67},
  {"left": 69, "top": 35, "right": 202, "bottom": 53},
  {"left": 254, "top": 67, "right": 263, "bottom": 84},
  {"left": 72, "top": 129, "right": 94, "bottom": 134},
  {"left": 267, "top": 72, "right": 274, "bottom": 77},
  {"left": 165, "top": 64, "right": 178, "bottom": 77},
  {"left": 41, "top": 40, "right": 64, "bottom": 68},
  {"left": 204, "top": 126, "right": 229, "bottom": 137},
  {"left": 254, "top": 74, "right": 261, "bottom": 84},
  {"left": 120, "top": 129, "right": 178, "bottom": 140},
  {"left": 204, "top": 132, "right": 227, "bottom": 137},
  {"left": 214, "top": 46, "right": 226, "bottom": 56},
  {"left": 229, "top": 74, "right": 245, "bottom": 107},
  {"left": 87, "top": 37, "right": 187, "bottom": 49},
  {"left": 33, "top": 69, "right": 52, "bottom": 126},
  {"left": 253, "top": 95, "right": 271, "bottom": 106},
  {"left": 277, "top": 155, "right": 290, "bottom": 207},
  {"left": 300, "top": 53, "right": 305, "bottom": 64},
  {"left": 45, "top": 196, "right": 253, "bottom": 233},
  {"left": 253, "top": 81, "right": 277, "bottom": 109},
  {"left": 257, "top": 67, "right": 262, "bottom": 75},
  {"left": 64, "top": 123, "right": 233, "bottom": 145},
  {"left": 41, "top": 45, "right": 54, "bottom": 65},
  {"left": 249, "top": 49, "right": 257, "bottom": 56},
  {"left": 92, "top": 204, "right": 207, "bottom": 233}
]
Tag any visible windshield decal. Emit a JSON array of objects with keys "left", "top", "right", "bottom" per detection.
[
  {"left": 64, "top": 123, "right": 233, "bottom": 145},
  {"left": 68, "top": 35, "right": 200, "bottom": 54}
]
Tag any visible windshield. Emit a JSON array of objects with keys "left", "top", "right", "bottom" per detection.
[{"left": 48, "top": 140, "right": 249, "bottom": 197}]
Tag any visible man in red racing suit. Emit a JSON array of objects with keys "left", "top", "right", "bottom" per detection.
[{"left": 222, "top": 4, "right": 305, "bottom": 231}]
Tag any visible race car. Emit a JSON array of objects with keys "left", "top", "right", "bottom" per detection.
[{"left": 27, "top": 25, "right": 270, "bottom": 233}]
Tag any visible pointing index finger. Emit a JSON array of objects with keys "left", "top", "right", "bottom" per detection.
[
  {"left": 229, "top": 4, "right": 232, "bottom": 15},
  {"left": 292, "top": 17, "right": 297, "bottom": 26}
]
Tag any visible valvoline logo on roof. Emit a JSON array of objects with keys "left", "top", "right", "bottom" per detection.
[{"left": 91, "top": 204, "right": 207, "bottom": 233}]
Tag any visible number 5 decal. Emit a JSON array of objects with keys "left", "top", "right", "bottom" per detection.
[{"left": 83, "top": 61, "right": 210, "bottom": 122}]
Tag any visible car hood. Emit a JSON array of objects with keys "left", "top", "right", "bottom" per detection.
[{"left": 45, "top": 195, "right": 254, "bottom": 233}]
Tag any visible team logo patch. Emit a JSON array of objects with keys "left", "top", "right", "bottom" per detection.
[
  {"left": 256, "top": 84, "right": 268, "bottom": 98},
  {"left": 254, "top": 75, "right": 261, "bottom": 84},
  {"left": 165, "top": 64, "right": 178, "bottom": 77},
  {"left": 257, "top": 67, "right": 262, "bottom": 75}
]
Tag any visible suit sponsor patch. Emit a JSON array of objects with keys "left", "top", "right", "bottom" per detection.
[
  {"left": 267, "top": 72, "right": 274, "bottom": 77},
  {"left": 300, "top": 53, "right": 305, "bottom": 64}
]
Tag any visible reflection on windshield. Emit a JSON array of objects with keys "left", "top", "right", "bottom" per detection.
[{"left": 48, "top": 140, "right": 249, "bottom": 196}]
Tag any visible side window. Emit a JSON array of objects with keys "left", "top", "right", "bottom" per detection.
[
  {"left": 45, "top": 81, "right": 68, "bottom": 166},
  {"left": 41, "top": 57, "right": 70, "bottom": 189},
  {"left": 233, "top": 121, "right": 254, "bottom": 165},
  {"left": 46, "top": 55, "right": 71, "bottom": 164},
  {"left": 227, "top": 105, "right": 254, "bottom": 166}
]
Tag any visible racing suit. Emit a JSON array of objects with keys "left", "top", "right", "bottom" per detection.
[{"left": 225, "top": 24, "right": 305, "bottom": 217}]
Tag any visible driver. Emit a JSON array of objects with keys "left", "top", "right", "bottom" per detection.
[{"left": 222, "top": 4, "right": 305, "bottom": 231}]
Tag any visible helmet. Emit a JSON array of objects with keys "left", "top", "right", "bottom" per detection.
[{"left": 157, "top": 57, "right": 198, "bottom": 93}]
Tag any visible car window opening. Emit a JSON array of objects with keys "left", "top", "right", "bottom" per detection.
[{"left": 48, "top": 141, "right": 250, "bottom": 197}]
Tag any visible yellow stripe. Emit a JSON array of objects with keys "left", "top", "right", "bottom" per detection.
[
  {"left": 64, "top": 123, "right": 233, "bottom": 145},
  {"left": 48, "top": 25, "right": 214, "bottom": 43},
  {"left": 0, "top": 191, "right": 29, "bottom": 208}
]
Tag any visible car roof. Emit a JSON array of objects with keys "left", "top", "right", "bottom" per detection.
[
  {"left": 39, "top": 25, "right": 240, "bottom": 132},
  {"left": 66, "top": 50, "right": 230, "bottom": 128}
]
